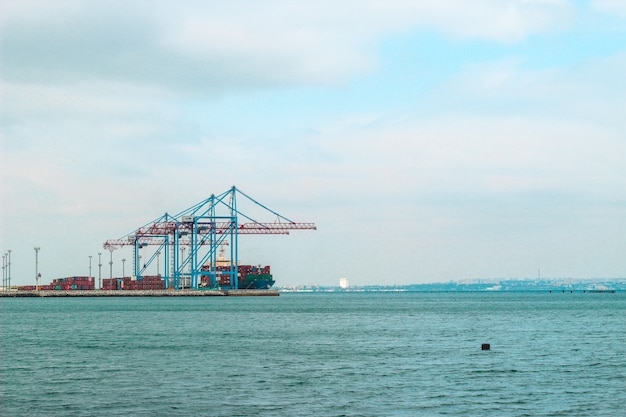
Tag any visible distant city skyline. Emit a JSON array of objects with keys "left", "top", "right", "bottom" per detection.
[
  {"left": 2, "top": 1, "right": 625, "bottom": 286},
  {"left": 279, "top": 277, "right": 626, "bottom": 293}
]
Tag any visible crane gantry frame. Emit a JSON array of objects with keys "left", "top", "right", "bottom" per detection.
[{"left": 103, "top": 186, "right": 316, "bottom": 289}]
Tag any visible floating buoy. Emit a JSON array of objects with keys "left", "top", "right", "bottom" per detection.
[{"left": 481, "top": 343, "right": 491, "bottom": 351}]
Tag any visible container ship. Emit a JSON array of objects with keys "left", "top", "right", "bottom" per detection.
[
  {"left": 199, "top": 264, "right": 274, "bottom": 289},
  {"left": 200, "top": 248, "right": 275, "bottom": 289}
]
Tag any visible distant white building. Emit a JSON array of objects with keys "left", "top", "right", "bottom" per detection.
[{"left": 339, "top": 278, "right": 349, "bottom": 289}]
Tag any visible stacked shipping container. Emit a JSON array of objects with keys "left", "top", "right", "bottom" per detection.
[
  {"left": 17, "top": 285, "right": 56, "bottom": 291},
  {"left": 18, "top": 276, "right": 95, "bottom": 291},
  {"left": 51, "top": 276, "right": 95, "bottom": 290},
  {"left": 101, "top": 275, "right": 165, "bottom": 290}
]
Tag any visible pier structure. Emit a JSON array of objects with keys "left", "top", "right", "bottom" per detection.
[{"left": 0, "top": 289, "right": 279, "bottom": 297}]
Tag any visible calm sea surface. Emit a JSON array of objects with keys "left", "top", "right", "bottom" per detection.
[{"left": 1, "top": 292, "right": 625, "bottom": 416}]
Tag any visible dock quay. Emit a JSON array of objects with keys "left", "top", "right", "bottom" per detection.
[{"left": 0, "top": 289, "right": 279, "bottom": 298}]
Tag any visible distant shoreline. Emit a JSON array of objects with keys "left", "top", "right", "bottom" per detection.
[{"left": 279, "top": 278, "right": 626, "bottom": 293}]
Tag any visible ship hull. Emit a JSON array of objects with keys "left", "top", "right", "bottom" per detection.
[
  {"left": 238, "top": 273, "right": 275, "bottom": 290},
  {"left": 240, "top": 278, "right": 275, "bottom": 290}
]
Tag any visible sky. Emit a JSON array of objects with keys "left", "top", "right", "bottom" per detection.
[{"left": 1, "top": 0, "right": 625, "bottom": 287}]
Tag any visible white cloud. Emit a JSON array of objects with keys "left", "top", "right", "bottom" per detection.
[
  {"left": 301, "top": 114, "right": 625, "bottom": 203},
  {"left": 262, "top": 51, "right": 626, "bottom": 237},
  {"left": 591, "top": 0, "right": 626, "bottom": 17},
  {"left": 1, "top": 0, "right": 572, "bottom": 92},
  {"left": 1, "top": 80, "right": 168, "bottom": 127}
]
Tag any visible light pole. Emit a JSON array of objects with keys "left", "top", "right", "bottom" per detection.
[
  {"left": 34, "top": 247, "right": 41, "bottom": 290},
  {"left": 89, "top": 255, "right": 92, "bottom": 279},
  {"left": 7, "top": 249, "right": 11, "bottom": 289},
  {"left": 122, "top": 258, "right": 126, "bottom": 278},
  {"left": 109, "top": 249, "right": 113, "bottom": 279},
  {"left": 98, "top": 252, "right": 102, "bottom": 290},
  {"left": 2, "top": 254, "right": 6, "bottom": 291}
]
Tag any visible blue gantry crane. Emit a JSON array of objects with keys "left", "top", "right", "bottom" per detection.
[{"left": 103, "top": 186, "right": 316, "bottom": 289}]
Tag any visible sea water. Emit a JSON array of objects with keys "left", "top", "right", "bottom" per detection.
[{"left": 1, "top": 292, "right": 625, "bottom": 416}]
